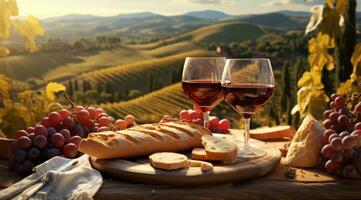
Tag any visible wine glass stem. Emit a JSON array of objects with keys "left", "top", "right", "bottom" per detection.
[
  {"left": 244, "top": 118, "right": 250, "bottom": 147},
  {"left": 203, "top": 111, "right": 209, "bottom": 129}
]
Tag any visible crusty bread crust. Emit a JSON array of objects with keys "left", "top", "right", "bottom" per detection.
[
  {"left": 78, "top": 121, "right": 212, "bottom": 159},
  {"left": 202, "top": 135, "right": 237, "bottom": 161}
]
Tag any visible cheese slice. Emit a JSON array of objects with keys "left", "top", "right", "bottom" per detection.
[{"left": 284, "top": 115, "right": 325, "bottom": 167}]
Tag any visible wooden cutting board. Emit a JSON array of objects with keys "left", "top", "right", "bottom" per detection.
[{"left": 90, "top": 135, "right": 282, "bottom": 185}]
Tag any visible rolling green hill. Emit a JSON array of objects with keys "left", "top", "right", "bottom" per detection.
[
  {"left": 141, "top": 41, "right": 203, "bottom": 57},
  {"left": 0, "top": 46, "right": 152, "bottom": 82},
  {"left": 78, "top": 50, "right": 214, "bottom": 94}
]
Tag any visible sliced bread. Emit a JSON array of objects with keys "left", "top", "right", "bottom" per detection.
[
  {"left": 201, "top": 135, "right": 237, "bottom": 161},
  {"left": 149, "top": 152, "right": 188, "bottom": 170},
  {"left": 187, "top": 160, "right": 213, "bottom": 172}
]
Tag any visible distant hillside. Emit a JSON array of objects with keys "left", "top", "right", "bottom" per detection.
[
  {"left": 237, "top": 12, "right": 307, "bottom": 29},
  {"left": 78, "top": 50, "right": 213, "bottom": 95},
  {"left": 184, "top": 10, "right": 229, "bottom": 20}
]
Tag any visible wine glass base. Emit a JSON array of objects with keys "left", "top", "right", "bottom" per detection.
[{"left": 236, "top": 145, "right": 266, "bottom": 159}]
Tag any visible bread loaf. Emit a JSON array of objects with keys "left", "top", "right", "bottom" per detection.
[{"left": 78, "top": 121, "right": 212, "bottom": 159}]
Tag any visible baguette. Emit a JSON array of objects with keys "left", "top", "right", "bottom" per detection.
[{"left": 78, "top": 121, "right": 212, "bottom": 159}]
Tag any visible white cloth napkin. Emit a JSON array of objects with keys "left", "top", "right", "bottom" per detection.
[{"left": 0, "top": 155, "right": 103, "bottom": 200}]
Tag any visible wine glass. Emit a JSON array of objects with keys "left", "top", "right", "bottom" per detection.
[
  {"left": 182, "top": 57, "right": 226, "bottom": 128},
  {"left": 221, "top": 58, "right": 274, "bottom": 158}
]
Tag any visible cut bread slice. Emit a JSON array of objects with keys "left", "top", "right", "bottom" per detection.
[
  {"left": 201, "top": 135, "right": 237, "bottom": 161},
  {"left": 187, "top": 159, "right": 213, "bottom": 172},
  {"left": 192, "top": 147, "right": 237, "bottom": 164},
  {"left": 149, "top": 152, "right": 188, "bottom": 170}
]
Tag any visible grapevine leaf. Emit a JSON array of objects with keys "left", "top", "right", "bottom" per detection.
[
  {"left": 0, "top": 46, "right": 10, "bottom": 57},
  {"left": 0, "top": 74, "right": 9, "bottom": 98},
  {"left": 308, "top": 33, "right": 334, "bottom": 71},
  {"left": 12, "top": 16, "right": 44, "bottom": 52},
  {"left": 0, "top": 0, "right": 19, "bottom": 39},
  {"left": 305, "top": 5, "right": 324, "bottom": 35},
  {"left": 45, "top": 82, "right": 66, "bottom": 101},
  {"left": 351, "top": 43, "right": 361, "bottom": 69}
]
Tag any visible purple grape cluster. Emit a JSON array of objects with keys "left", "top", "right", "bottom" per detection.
[{"left": 320, "top": 93, "right": 361, "bottom": 179}]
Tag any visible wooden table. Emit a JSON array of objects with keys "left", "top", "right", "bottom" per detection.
[{"left": 1, "top": 140, "right": 361, "bottom": 200}]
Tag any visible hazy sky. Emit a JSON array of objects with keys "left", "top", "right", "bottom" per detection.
[{"left": 16, "top": 0, "right": 360, "bottom": 19}]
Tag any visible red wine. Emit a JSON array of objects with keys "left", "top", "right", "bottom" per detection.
[
  {"left": 223, "top": 84, "right": 273, "bottom": 118},
  {"left": 182, "top": 80, "right": 224, "bottom": 112}
]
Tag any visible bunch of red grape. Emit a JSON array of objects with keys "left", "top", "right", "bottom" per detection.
[
  {"left": 320, "top": 93, "right": 361, "bottom": 179},
  {"left": 162, "top": 108, "right": 231, "bottom": 133},
  {"left": 10, "top": 106, "right": 136, "bottom": 175}
]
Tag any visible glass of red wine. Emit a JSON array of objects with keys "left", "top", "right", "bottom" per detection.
[
  {"left": 182, "top": 57, "right": 226, "bottom": 128},
  {"left": 222, "top": 58, "right": 274, "bottom": 158}
]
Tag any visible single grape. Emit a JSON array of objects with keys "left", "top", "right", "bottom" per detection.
[
  {"left": 28, "top": 133, "right": 35, "bottom": 140},
  {"left": 52, "top": 133, "right": 65, "bottom": 148},
  {"left": 209, "top": 116, "right": 219, "bottom": 130},
  {"left": 17, "top": 136, "right": 32, "bottom": 149},
  {"left": 354, "top": 122, "right": 361, "bottom": 130},
  {"left": 86, "top": 107, "right": 96, "bottom": 119},
  {"left": 219, "top": 119, "right": 231, "bottom": 130},
  {"left": 74, "top": 105, "right": 85, "bottom": 113},
  {"left": 192, "top": 118, "right": 203, "bottom": 126},
  {"left": 323, "top": 129, "right": 336, "bottom": 141},
  {"left": 334, "top": 96, "right": 346, "bottom": 110},
  {"left": 328, "top": 133, "right": 340, "bottom": 143},
  {"left": 72, "top": 124, "right": 85, "bottom": 137},
  {"left": 325, "top": 160, "right": 339, "bottom": 173},
  {"left": 26, "top": 127, "right": 35, "bottom": 134},
  {"left": 329, "top": 112, "right": 339, "bottom": 124},
  {"left": 124, "top": 115, "right": 136, "bottom": 126},
  {"left": 330, "top": 93, "right": 339, "bottom": 101},
  {"left": 343, "top": 165, "right": 360, "bottom": 179},
  {"left": 47, "top": 148, "right": 60, "bottom": 158},
  {"left": 338, "top": 107, "right": 351, "bottom": 116},
  {"left": 115, "top": 119, "right": 127, "bottom": 130},
  {"left": 82, "top": 126, "right": 90, "bottom": 137},
  {"left": 33, "top": 135, "right": 47, "bottom": 149},
  {"left": 69, "top": 136, "right": 82, "bottom": 147},
  {"left": 95, "top": 108, "right": 104, "bottom": 118},
  {"left": 330, "top": 137, "right": 343, "bottom": 151},
  {"left": 27, "top": 147, "right": 40, "bottom": 161},
  {"left": 40, "top": 117, "right": 51, "bottom": 128},
  {"left": 77, "top": 110, "right": 91, "bottom": 124},
  {"left": 63, "top": 143, "right": 78, "bottom": 158},
  {"left": 323, "top": 119, "right": 333, "bottom": 129},
  {"left": 59, "top": 109, "right": 71, "bottom": 120},
  {"left": 351, "top": 130, "right": 361, "bottom": 137},
  {"left": 339, "top": 131, "right": 350, "bottom": 138},
  {"left": 21, "top": 160, "right": 35, "bottom": 175},
  {"left": 338, "top": 114, "right": 350, "bottom": 127},
  {"left": 15, "top": 130, "right": 28, "bottom": 139},
  {"left": 48, "top": 112, "right": 61, "bottom": 126},
  {"left": 97, "top": 126, "right": 109, "bottom": 132},
  {"left": 34, "top": 125, "right": 48, "bottom": 137},
  {"left": 62, "top": 117, "right": 75, "bottom": 130},
  {"left": 323, "top": 110, "right": 333, "bottom": 119},
  {"left": 98, "top": 116, "right": 111, "bottom": 127},
  {"left": 15, "top": 149, "right": 27, "bottom": 163},
  {"left": 59, "top": 129, "right": 71, "bottom": 142},
  {"left": 189, "top": 110, "right": 201, "bottom": 120},
  {"left": 179, "top": 110, "right": 191, "bottom": 120},
  {"left": 321, "top": 144, "right": 334, "bottom": 158},
  {"left": 342, "top": 135, "right": 357, "bottom": 149},
  {"left": 330, "top": 102, "right": 335, "bottom": 110},
  {"left": 330, "top": 152, "right": 343, "bottom": 163},
  {"left": 46, "top": 127, "right": 57, "bottom": 138},
  {"left": 354, "top": 102, "right": 361, "bottom": 113}
]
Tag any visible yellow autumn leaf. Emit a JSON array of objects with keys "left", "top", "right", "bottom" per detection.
[
  {"left": 351, "top": 43, "right": 361, "bottom": 69},
  {"left": 0, "top": 0, "right": 19, "bottom": 39},
  {"left": 12, "top": 16, "right": 44, "bottom": 52},
  {"left": 0, "top": 74, "right": 9, "bottom": 98},
  {"left": 305, "top": 5, "right": 324, "bottom": 35},
  {"left": 45, "top": 82, "right": 66, "bottom": 101},
  {"left": 308, "top": 33, "right": 334, "bottom": 71},
  {"left": 0, "top": 46, "right": 10, "bottom": 57}
]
